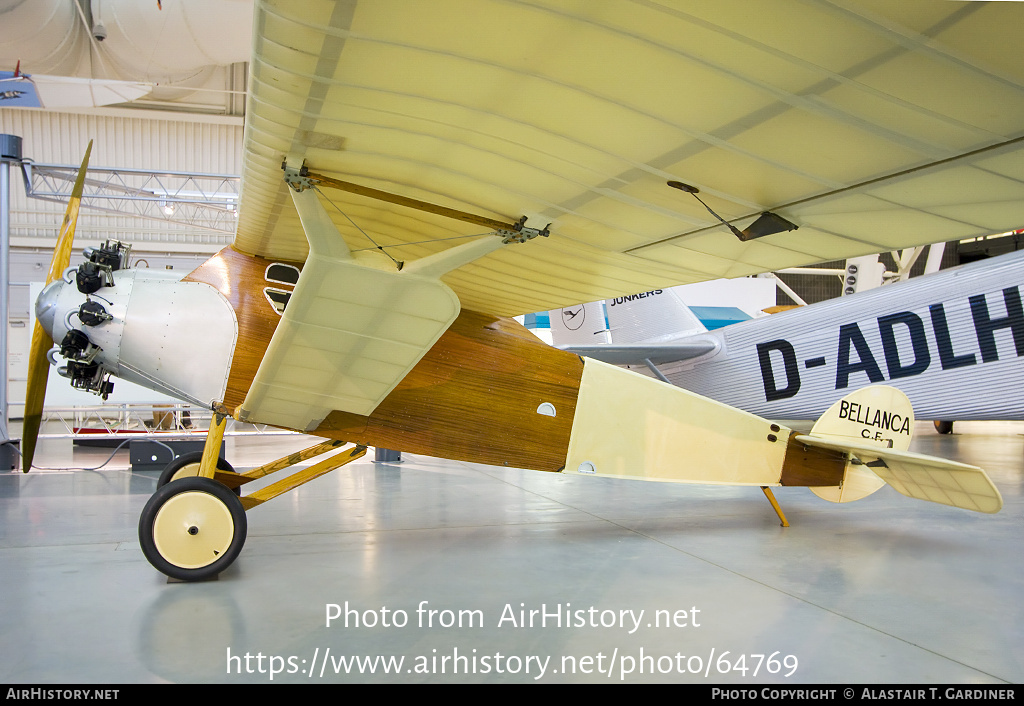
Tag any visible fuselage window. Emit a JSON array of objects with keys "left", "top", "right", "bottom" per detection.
[
  {"left": 266, "top": 263, "right": 300, "bottom": 286},
  {"left": 264, "top": 288, "right": 292, "bottom": 314}
]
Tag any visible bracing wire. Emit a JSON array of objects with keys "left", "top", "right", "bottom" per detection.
[
  {"left": 315, "top": 186, "right": 404, "bottom": 268},
  {"left": 313, "top": 186, "right": 496, "bottom": 264}
]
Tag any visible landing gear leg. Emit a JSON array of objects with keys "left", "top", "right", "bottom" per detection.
[
  {"left": 138, "top": 413, "right": 367, "bottom": 581},
  {"left": 198, "top": 410, "right": 229, "bottom": 479},
  {"left": 140, "top": 408, "right": 243, "bottom": 581}
]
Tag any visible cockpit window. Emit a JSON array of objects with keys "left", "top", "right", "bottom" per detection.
[
  {"left": 266, "top": 263, "right": 300, "bottom": 286},
  {"left": 264, "top": 288, "right": 291, "bottom": 314}
]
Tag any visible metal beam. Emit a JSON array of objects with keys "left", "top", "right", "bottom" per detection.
[
  {"left": 22, "top": 162, "right": 240, "bottom": 234},
  {"left": 1, "top": 134, "right": 22, "bottom": 469}
]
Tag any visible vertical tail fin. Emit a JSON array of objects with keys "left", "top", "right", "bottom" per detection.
[
  {"left": 547, "top": 301, "right": 610, "bottom": 346},
  {"left": 604, "top": 289, "right": 706, "bottom": 344},
  {"left": 801, "top": 386, "right": 1002, "bottom": 513},
  {"left": 806, "top": 385, "right": 913, "bottom": 503},
  {"left": 549, "top": 289, "right": 709, "bottom": 348}
]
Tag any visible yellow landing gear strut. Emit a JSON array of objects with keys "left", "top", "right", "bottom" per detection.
[
  {"left": 760, "top": 486, "right": 789, "bottom": 527},
  {"left": 138, "top": 407, "right": 366, "bottom": 582}
]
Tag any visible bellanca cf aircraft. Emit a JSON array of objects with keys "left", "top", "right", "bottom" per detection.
[{"left": 21, "top": 0, "right": 1024, "bottom": 581}]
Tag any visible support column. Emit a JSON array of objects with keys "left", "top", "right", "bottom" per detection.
[{"left": 0, "top": 135, "right": 23, "bottom": 471}]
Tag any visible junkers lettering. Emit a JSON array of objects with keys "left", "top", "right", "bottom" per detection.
[
  {"left": 610, "top": 290, "right": 663, "bottom": 306},
  {"left": 757, "top": 286, "right": 1024, "bottom": 402}
]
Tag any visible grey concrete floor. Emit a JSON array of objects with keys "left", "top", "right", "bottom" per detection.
[{"left": 0, "top": 421, "right": 1021, "bottom": 684}]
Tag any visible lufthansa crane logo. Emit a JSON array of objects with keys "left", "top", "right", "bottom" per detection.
[{"left": 561, "top": 306, "right": 585, "bottom": 331}]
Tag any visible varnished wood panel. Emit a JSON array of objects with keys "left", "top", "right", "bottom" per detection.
[
  {"left": 779, "top": 434, "right": 847, "bottom": 487},
  {"left": 183, "top": 247, "right": 294, "bottom": 410},
  {"left": 315, "top": 311, "right": 584, "bottom": 472},
  {"left": 185, "top": 247, "right": 584, "bottom": 472}
]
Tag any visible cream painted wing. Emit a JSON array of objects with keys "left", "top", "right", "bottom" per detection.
[
  {"left": 236, "top": 0, "right": 1024, "bottom": 320},
  {"left": 238, "top": 185, "right": 505, "bottom": 430}
]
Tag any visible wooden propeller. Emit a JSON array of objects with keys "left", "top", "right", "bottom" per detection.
[{"left": 21, "top": 141, "right": 92, "bottom": 472}]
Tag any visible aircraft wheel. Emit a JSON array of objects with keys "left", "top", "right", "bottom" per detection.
[
  {"left": 933, "top": 420, "right": 954, "bottom": 435},
  {"left": 158, "top": 451, "right": 239, "bottom": 495},
  {"left": 139, "top": 476, "right": 247, "bottom": 582}
]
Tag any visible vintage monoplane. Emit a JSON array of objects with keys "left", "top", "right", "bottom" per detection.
[{"left": 21, "top": 0, "right": 1024, "bottom": 580}]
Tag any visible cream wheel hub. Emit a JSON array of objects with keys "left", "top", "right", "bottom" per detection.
[
  {"left": 152, "top": 490, "right": 235, "bottom": 569},
  {"left": 170, "top": 462, "right": 201, "bottom": 483}
]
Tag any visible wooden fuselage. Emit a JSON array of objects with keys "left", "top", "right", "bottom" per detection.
[
  {"left": 184, "top": 246, "right": 584, "bottom": 472},
  {"left": 181, "top": 246, "right": 858, "bottom": 491}
]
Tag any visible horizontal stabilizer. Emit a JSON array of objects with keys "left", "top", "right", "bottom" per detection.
[
  {"left": 558, "top": 341, "right": 716, "bottom": 366},
  {"left": 795, "top": 435, "right": 1003, "bottom": 514}
]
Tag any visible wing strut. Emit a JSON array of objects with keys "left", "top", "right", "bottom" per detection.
[
  {"left": 643, "top": 358, "right": 671, "bottom": 384},
  {"left": 240, "top": 167, "right": 554, "bottom": 431},
  {"left": 293, "top": 167, "right": 550, "bottom": 243}
]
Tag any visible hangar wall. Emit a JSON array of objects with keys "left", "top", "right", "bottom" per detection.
[
  {"left": 0, "top": 106, "right": 243, "bottom": 250},
  {"left": 1, "top": 107, "right": 244, "bottom": 414}
]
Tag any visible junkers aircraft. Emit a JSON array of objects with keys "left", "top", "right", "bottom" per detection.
[
  {"left": 550, "top": 249, "right": 1024, "bottom": 433},
  {"left": 21, "top": 0, "right": 1024, "bottom": 581}
]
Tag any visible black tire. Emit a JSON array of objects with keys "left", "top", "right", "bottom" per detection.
[
  {"left": 933, "top": 420, "right": 955, "bottom": 435},
  {"left": 157, "top": 451, "right": 238, "bottom": 494},
  {"left": 139, "top": 476, "right": 247, "bottom": 582}
]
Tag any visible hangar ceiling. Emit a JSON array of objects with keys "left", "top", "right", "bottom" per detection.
[
  {"left": 0, "top": 1, "right": 254, "bottom": 256},
  {"left": 0, "top": 0, "right": 253, "bottom": 116},
  {"left": 1, "top": 1, "right": 1018, "bottom": 272}
]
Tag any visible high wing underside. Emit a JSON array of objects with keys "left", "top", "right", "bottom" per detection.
[{"left": 235, "top": 0, "right": 1024, "bottom": 318}]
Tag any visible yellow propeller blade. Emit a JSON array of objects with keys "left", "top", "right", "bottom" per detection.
[{"left": 21, "top": 140, "right": 93, "bottom": 472}]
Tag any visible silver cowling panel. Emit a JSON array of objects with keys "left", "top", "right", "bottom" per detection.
[{"left": 39, "top": 269, "right": 238, "bottom": 407}]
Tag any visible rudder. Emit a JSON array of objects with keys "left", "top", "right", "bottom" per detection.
[
  {"left": 803, "top": 386, "right": 1002, "bottom": 513},
  {"left": 808, "top": 385, "right": 914, "bottom": 503}
]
